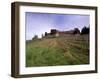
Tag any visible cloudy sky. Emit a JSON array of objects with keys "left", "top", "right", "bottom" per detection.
[{"left": 25, "top": 12, "right": 90, "bottom": 40}]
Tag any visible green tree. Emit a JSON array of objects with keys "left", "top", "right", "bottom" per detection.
[
  {"left": 73, "top": 28, "right": 80, "bottom": 34},
  {"left": 81, "top": 26, "right": 89, "bottom": 35}
]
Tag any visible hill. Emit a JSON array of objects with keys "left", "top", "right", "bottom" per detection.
[{"left": 26, "top": 34, "right": 89, "bottom": 67}]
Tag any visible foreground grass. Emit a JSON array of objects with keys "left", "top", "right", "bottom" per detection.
[{"left": 26, "top": 35, "right": 89, "bottom": 67}]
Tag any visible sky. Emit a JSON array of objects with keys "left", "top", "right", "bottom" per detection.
[{"left": 25, "top": 12, "right": 90, "bottom": 40}]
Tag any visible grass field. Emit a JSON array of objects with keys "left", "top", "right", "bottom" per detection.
[{"left": 26, "top": 35, "right": 89, "bottom": 67}]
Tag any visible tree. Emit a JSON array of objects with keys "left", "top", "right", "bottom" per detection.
[
  {"left": 81, "top": 26, "right": 89, "bottom": 35},
  {"left": 32, "top": 35, "right": 38, "bottom": 40},
  {"left": 41, "top": 34, "right": 44, "bottom": 38},
  {"left": 73, "top": 28, "right": 80, "bottom": 34},
  {"left": 45, "top": 32, "right": 48, "bottom": 36}
]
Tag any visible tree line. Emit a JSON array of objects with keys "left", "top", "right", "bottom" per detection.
[{"left": 73, "top": 26, "right": 89, "bottom": 35}]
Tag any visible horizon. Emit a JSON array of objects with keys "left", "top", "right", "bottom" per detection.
[{"left": 26, "top": 12, "right": 90, "bottom": 40}]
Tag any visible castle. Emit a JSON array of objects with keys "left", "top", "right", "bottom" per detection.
[{"left": 44, "top": 28, "right": 80, "bottom": 38}]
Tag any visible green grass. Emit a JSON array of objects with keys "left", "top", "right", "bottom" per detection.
[{"left": 26, "top": 35, "right": 89, "bottom": 67}]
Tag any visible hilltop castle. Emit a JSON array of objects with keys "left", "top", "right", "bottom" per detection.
[{"left": 44, "top": 28, "right": 80, "bottom": 38}]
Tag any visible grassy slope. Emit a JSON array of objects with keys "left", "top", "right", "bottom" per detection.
[{"left": 26, "top": 35, "right": 89, "bottom": 67}]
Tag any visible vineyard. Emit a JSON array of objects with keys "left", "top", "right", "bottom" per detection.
[{"left": 26, "top": 34, "right": 89, "bottom": 67}]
